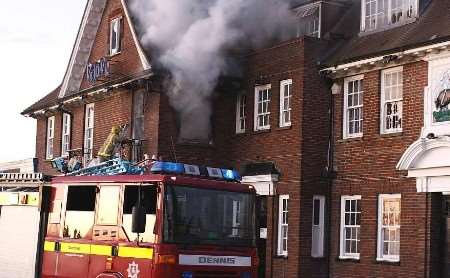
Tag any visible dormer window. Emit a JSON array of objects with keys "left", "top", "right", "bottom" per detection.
[
  {"left": 110, "top": 17, "right": 121, "bottom": 55},
  {"left": 296, "top": 3, "right": 321, "bottom": 38},
  {"left": 361, "top": 0, "right": 418, "bottom": 32}
]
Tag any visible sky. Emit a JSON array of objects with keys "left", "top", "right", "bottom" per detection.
[{"left": 0, "top": 1, "right": 87, "bottom": 163}]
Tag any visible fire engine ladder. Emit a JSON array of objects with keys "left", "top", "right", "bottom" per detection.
[
  {"left": 0, "top": 173, "right": 44, "bottom": 188},
  {"left": 67, "top": 158, "right": 142, "bottom": 176}
]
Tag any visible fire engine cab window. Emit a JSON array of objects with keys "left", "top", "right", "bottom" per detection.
[
  {"left": 64, "top": 186, "right": 96, "bottom": 239},
  {"left": 122, "top": 185, "right": 157, "bottom": 243},
  {"left": 164, "top": 185, "right": 256, "bottom": 247}
]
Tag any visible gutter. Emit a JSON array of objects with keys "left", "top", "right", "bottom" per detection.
[{"left": 321, "top": 36, "right": 450, "bottom": 73}]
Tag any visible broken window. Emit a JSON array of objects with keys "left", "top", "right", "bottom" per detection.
[
  {"left": 64, "top": 186, "right": 96, "bottom": 239},
  {"left": 122, "top": 185, "right": 157, "bottom": 242},
  {"left": 296, "top": 4, "right": 320, "bottom": 38},
  {"left": 236, "top": 94, "right": 246, "bottom": 134}
]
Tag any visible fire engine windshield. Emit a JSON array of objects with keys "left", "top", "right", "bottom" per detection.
[{"left": 163, "top": 185, "right": 256, "bottom": 247}]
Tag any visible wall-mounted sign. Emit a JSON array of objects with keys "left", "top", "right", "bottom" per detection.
[
  {"left": 0, "top": 192, "right": 39, "bottom": 206},
  {"left": 433, "top": 69, "right": 450, "bottom": 123},
  {"left": 86, "top": 57, "right": 110, "bottom": 84}
]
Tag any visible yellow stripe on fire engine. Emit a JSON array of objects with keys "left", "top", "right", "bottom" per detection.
[
  {"left": 118, "top": 246, "right": 153, "bottom": 259},
  {"left": 60, "top": 242, "right": 91, "bottom": 255},
  {"left": 44, "top": 241, "right": 56, "bottom": 252},
  {"left": 90, "top": 244, "right": 112, "bottom": 256}
]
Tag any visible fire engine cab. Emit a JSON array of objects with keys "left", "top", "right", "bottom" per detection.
[{"left": 41, "top": 161, "right": 258, "bottom": 278}]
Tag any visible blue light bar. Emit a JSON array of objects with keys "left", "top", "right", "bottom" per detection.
[
  {"left": 150, "top": 162, "right": 185, "bottom": 174},
  {"left": 221, "top": 169, "right": 241, "bottom": 181}
]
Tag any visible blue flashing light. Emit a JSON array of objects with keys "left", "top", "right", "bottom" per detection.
[
  {"left": 221, "top": 169, "right": 241, "bottom": 181},
  {"left": 181, "top": 272, "right": 193, "bottom": 278},
  {"left": 151, "top": 162, "right": 185, "bottom": 174}
]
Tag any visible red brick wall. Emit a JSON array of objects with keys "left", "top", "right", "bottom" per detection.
[
  {"left": 330, "top": 61, "right": 441, "bottom": 277},
  {"left": 80, "top": 0, "right": 144, "bottom": 90}
]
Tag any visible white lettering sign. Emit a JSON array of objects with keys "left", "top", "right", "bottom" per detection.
[{"left": 179, "top": 255, "right": 251, "bottom": 267}]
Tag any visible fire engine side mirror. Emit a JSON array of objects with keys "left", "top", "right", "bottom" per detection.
[{"left": 132, "top": 203, "right": 146, "bottom": 234}]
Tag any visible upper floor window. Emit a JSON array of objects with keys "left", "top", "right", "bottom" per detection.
[
  {"left": 277, "top": 195, "right": 289, "bottom": 256},
  {"left": 296, "top": 3, "right": 321, "bottom": 38},
  {"left": 61, "top": 113, "right": 71, "bottom": 157},
  {"left": 361, "top": 0, "right": 418, "bottom": 32},
  {"left": 254, "top": 85, "right": 271, "bottom": 131},
  {"left": 343, "top": 75, "right": 364, "bottom": 139},
  {"left": 280, "top": 79, "right": 292, "bottom": 127},
  {"left": 110, "top": 17, "right": 121, "bottom": 55},
  {"left": 381, "top": 67, "right": 403, "bottom": 134},
  {"left": 236, "top": 94, "right": 246, "bottom": 134},
  {"left": 377, "top": 194, "right": 401, "bottom": 262},
  {"left": 340, "top": 195, "right": 361, "bottom": 259},
  {"left": 84, "top": 103, "right": 95, "bottom": 163},
  {"left": 46, "top": 116, "right": 55, "bottom": 160}
]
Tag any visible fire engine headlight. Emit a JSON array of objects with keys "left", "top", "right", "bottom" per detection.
[
  {"left": 181, "top": 272, "right": 193, "bottom": 278},
  {"left": 241, "top": 272, "right": 251, "bottom": 278}
]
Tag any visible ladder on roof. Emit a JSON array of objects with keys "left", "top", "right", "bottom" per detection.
[
  {"left": 0, "top": 173, "right": 43, "bottom": 183},
  {"left": 66, "top": 159, "right": 142, "bottom": 176}
]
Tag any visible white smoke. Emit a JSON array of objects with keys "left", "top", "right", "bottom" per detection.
[{"left": 130, "top": 0, "right": 296, "bottom": 142}]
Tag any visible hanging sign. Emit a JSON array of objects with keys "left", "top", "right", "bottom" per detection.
[{"left": 86, "top": 57, "right": 110, "bottom": 84}]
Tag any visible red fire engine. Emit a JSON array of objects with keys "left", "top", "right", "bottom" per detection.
[{"left": 41, "top": 161, "right": 257, "bottom": 278}]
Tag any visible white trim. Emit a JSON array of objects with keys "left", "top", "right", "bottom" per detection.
[
  {"left": 343, "top": 75, "right": 364, "bottom": 139},
  {"left": 61, "top": 113, "right": 71, "bottom": 157},
  {"left": 377, "top": 194, "right": 401, "bottom": 262},
  {"left": 236, "top": 94, "right": 246, "bottom": 134},
  {"left": 311, "top": 195, "right": 325, "bottom": 258},
  {"left": 380, "top": 66, "right": 403, "bottom": 134},
  {"left": 397, "top": 137, "right": 450, "bottom": 170},
  {"left": 46, "top": 116, "right": 55, "bottom": 160},
  {"left": 277, "top": 195, "right": 289, "bottom": 256},
  {"left": 120, "top": 0, "right": 151, "bottom": 70},
  {"left": 83, "top": 103, "right": 95, "bottom": 163},
  {"left": 59, "top": 0, "right": 107, "bottom": 98},
  {"left": 339, "top": 195, "right": 361, "bottom": 260},
  {"left": 254, "top": 84, "right": 272, "bottom": 131},
  {"left": 279, "top": 79, "right": 293, "bottom": 127}
]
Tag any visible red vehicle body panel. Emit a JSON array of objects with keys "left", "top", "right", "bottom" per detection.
[{"left": 41, "top": 174, "right": 257, "bottom": 278}]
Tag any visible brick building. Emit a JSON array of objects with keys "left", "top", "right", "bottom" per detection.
[
  {"left": 21, "top": 0, "right": 450, "bottom": 277},
  {"left": 322, "top": 0, "right": 450, "bottom": 277}
]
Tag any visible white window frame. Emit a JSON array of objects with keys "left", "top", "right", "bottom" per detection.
[
  {"left": 377, "top": 194, "right": 401, "bottom": 262},
  {"left": 277, "top": 194, "right": 289, "bottom": 256},
  {"left": 279, "top": 79, "right": 292, "bottom": 127},
  {"left": 236, "top": 94, "right": 246, "bottom": 134},
  {"left": 339, "top": 195, "right": 361, "bottom": 260},
  {"left": 381, "top": 67, "right": 403, "bottom": 134},
  {"left": 343, "top": 75, "right": 364, "bottom": 139},
  {"left": 311, "top": 195, "right": 325, "bottom": 258},
  {"left": 254, "top": 84, "right": 272, "bottom": 131},
  {"left": 84, "top": 103, "right": 95, "bottom": 163},
  {"left": 110, "top": 17, "right": 121, "bottom": 56},
  {"left": 46, "top": 116, "right": 55, "bottom": 160},
  {"left": 361, "top": 0, "right": 419, "bottom": 32},
  {"left": 61, "top": 113, "right": 71, "bottom": 157}
]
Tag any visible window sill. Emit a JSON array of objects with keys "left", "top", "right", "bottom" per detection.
[
  {"left": 253, "top": 128, "right": 271, "bottom": 134},
  {"left": 109, "top": 51, "right": 121, "bottom": 58},
  {"left": 337, "top": 256, "right": 360, "bottom": 262},
  {"left": 379, "top": 131, "right": 403, "bottom": 138},
  {"left": 375, "top": 258, "right": 400, "bottom": 265},
  {"left": 274, "top": 254, "right": 288, "bottom": 259},
  {"left": 338, "top": 136, "right": 363, "bottom": 143},
  {"left": 277, "top": 125, "right": 292, "bottom": 131}
]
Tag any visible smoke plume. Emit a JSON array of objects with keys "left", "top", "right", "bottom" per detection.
[{"left": 130, "top": 0, "right": 296, "bottom": 142}]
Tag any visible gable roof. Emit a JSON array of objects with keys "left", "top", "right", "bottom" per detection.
[
  {"left": 58, "top": 0, "right": 150, "bottom": 99},
  {"left": 22, "top": 86, "right": 61, "bottom": 115},
  {"left": 323, "top": 0, "right": 450, "bottom": 66}
]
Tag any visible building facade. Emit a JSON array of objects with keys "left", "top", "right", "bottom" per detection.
[{"left": 22, "top": 0, "right": 450, "bottom": 277}]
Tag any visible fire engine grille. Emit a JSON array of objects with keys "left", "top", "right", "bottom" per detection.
[{"left": 194, "top": 270, "right": 240, "bottom": 278}]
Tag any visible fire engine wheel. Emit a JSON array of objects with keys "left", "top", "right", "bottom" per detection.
[{"left": 95, "top": 272, "right": 124, "bottom": 278}]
